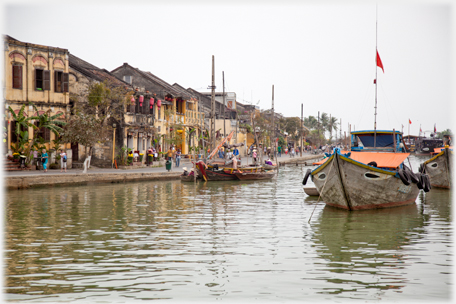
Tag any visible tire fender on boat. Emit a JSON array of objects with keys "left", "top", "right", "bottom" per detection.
[
  {"left": 404, "top": 165, "right": 419, "bottom": 184},
  {"left": 423, "top": 174, "right": 431, "bottom": 192},
  {"left": 398, "top": 168, "right": 411, "bottom": 186},
  {"left": 302, "top": 169, "right": 312, "bottom": 185},
  {"left": 417, "top": 173, "right": 424, "bottom": 190}
]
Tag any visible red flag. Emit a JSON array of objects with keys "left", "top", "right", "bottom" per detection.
[
  {"left": 409, "top": 119, "right": 412, "bottom": 124},
  {"left": 376, "top": 50, "right": 384, "bottom": 73},
  {"left": 434, "top": 124, "right": 436, "bottom": 133}
]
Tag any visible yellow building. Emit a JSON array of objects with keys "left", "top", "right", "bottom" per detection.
[{"left": 4, "top": 35, "right": 70, "bottom": 154}]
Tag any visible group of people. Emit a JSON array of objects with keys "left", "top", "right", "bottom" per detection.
[
  {"left": 166, "top": 145, "right": 182, "bottom": 168},
  {"left": 35, "top": 148, "right": 67, "bottom": 173}
]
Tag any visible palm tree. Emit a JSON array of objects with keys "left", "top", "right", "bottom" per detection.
[
  {"left": 27, "top": 109, "right": 66, "bottom": 164},
  {"left": 303, "top": 116, "right": 318, "bottom": 129},
  {"left": 326, "top": 116, "right": 339, "bottom": 142},
  {"left": 8, "top": 104, "right": 36, "bottom": 150}
]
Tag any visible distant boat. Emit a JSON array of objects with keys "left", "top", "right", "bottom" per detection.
[
  {"left": 414, "top": 136, "right": 443, "bottom": 155},
  {"left": 419, "top": 146, "right": 452, "bottom": 189},
  {"left": 234, "top": 170, "right": 275, "bottom": 181}
]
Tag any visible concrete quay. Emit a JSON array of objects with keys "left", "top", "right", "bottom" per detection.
[{"left": 4, "top": 153, "right": 323, "bottom": 190}]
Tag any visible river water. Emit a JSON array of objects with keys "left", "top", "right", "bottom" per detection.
[{"left": 4, "top": 155, "right": 453, "bottom": 303}]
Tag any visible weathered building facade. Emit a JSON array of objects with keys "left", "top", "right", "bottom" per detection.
[
  {"left": 68, "top": 54, "right": 133, "bottom": 167},
  {"left": 4, "top": 35, "right": 70, "bottom": 157},
  {"left": 111, "top": 63, "right": 205, "bottom": 155}
]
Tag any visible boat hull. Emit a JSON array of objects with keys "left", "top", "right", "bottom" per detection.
[
  {"left": 234, "top": 171, "right": 275, "bottom": 180},
  {"left": 423, "top": 147, "right": 452, "bottom": 189},
  {"left": 312, "top": 153, "right": 419, "bottom": 210}
]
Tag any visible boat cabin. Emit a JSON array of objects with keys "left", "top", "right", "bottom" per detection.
[{"left": 351, "top": 130, "right": 404, "bottom": 152}]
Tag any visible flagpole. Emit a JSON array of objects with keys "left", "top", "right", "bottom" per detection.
[
  {"left": 408, "top": 120, "right": 410, "bottom": 139},
  {"left": 374, "top": 6, "right": 378, "bottom": 149}
]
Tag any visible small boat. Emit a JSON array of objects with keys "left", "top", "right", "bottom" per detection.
[
  {"left": 414, "top": 136, "right": 443, "bottom": 154},
  {"left": 234, "top": 170, "right": 275, "bottom": 180},
  {"left": 263, "top": 163, "right": 277, "bottom": 170},
  {"left": 419, "top": 145, "right": 452, "bottom": 189},
  {"left": 303, "top": 187, "right": 319, "bottom": 196}
]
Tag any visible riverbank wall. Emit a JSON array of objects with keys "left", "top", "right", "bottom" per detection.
[{"left": 5, "top": 154, "right": 324, "bottom": 191}]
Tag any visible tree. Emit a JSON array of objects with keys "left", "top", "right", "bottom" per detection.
[
  {"left": 62, "top": 113, "right": 102, "bottom": 172},
  {"left": 67, "top": 80, "right": 131, "bottom": 171},
  {"left": 8, "top": 104, "right": 36, "bottom": 151}
]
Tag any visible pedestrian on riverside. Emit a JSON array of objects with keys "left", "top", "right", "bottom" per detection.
[
  {"left": 59, "top": 149, "right": 67, "bottom": 173},
  {"left": 232, "top": 152, "right": 238, "bottom": 170},
  {"left": 167, "top": 147, "right": 173, "bottom": 161},
  {"left": 278, "top": 146, "right": 282, "bottom": 157},
  {"left": 41, "top": 149, "right": 49, "bottom": 172},
  {"left": 252, "top": 149, "right": 257, "bottom": 164},
  {"left": 175, "top": 148, "right": 181, "bottom": 167}
]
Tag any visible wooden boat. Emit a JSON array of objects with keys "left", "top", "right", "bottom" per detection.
[
  {"left": 263, "top": 163, "right": 277, "bottom": 170},
  {"left": 420, "top": 146, "right": 452, "bottom": 189},
  {"left": 310, "top": 148, "right": 420, "bottom": 210},
  {"left": 196, "top": 160, "right": 264, "bottom": 181},
  {"left": 303, "top": 187, "right": 319, "bottom": 196},
  {"left": 414, "top": 136, "right": 443, "bottom": 154},
  {"left": 180, "top": 174, "right": 200, "bottom": 182},
  {"left": 234, "top": 170, "right": 275, "bottom": 180}
]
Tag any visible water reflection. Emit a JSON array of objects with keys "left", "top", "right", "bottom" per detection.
[
  {"left": 311, "top": 204, "right": 430, "bottom": 297},
  {"left": 4, "top": 161, "right": 452, "bottom": 302}
]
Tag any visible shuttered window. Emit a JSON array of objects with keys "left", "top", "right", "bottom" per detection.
[
  {"left": 12, "top": 65, "right": 22, "bottom": 89},
  {"left": 63, "top": 73, "right": 69, "bottom": 92},
  {"left": 43, "top": 70, "right": 50, "bottom": 90},
  {"left": 54, "top": 71, "right": 68, "bottom": 93},
  {"left": 35, "top": 69, "right": 51, "bottom": 91},
  {"left": 34, "top": 121, "right": 51, "bottom": 142}
]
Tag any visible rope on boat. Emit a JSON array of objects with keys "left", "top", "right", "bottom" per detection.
[{"left": 308, "top": 157, "right": 335, "bottom": 223}]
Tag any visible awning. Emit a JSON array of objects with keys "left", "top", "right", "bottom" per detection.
[{"left": 313, "top": 151, "right": 410, "bottom": 169}]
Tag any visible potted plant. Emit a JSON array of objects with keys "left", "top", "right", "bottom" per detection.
[{"left": 139, "top": 153, "right": 144, "bottom": 162}]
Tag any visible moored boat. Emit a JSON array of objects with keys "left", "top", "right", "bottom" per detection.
[
  {"left": 419, "top": 146, "right": 452, "bottom": 189},
  {"left": 234, "top": 170, "right": 275, "bottom": 180},
  {"left": 414, "top": 136, "right": 443, "bottom": 155},
  {"left": 310, "top": 148, "right": 420, "bottom": 210}
]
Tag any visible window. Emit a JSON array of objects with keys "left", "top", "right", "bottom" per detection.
[
  {"left": 123, "top": 75, "right": 132, "bottom": 84},
  {"left": 10, "top": 121, "right": 26, "bottom": 143},
  {"left": 34, "top": 121, "right": 51, "bottom": 142},
  {"left": 35, "top": 69, "right": 50, "bottom": 91},
  {"left": 12, "top": 64, "right": 22, "bottom": 89},
  {"left": 54, "top": 71, "right": 69, "bottom": 93}
]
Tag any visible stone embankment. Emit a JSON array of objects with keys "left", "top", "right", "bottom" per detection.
[
  {"left": 5, "top": 154, "right": 323, "bottom": 191},
  {"left": 5, "top": 172, "right": 181, "bottom": 190}
]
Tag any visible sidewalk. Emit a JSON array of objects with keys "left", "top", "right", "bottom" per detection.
[
  {"left": 5, "top": 152, "right": 323, "bottom": 177},
  {"left": 5, "top": 152, "right": 323, "bottom": 190}
]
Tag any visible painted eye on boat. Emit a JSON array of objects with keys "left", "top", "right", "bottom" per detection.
[
  {"left": 429, "top": 162, "right": 438, "bottom": 168},
  {"left": 317, "top": 173, "right": 326, "bottom": 180},
  {"left": 364, "top": 172, "right": 380, "bottom": 179}
]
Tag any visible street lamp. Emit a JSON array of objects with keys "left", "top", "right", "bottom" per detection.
[{"left": 112, "top": 123, "right": 116, "bottom": 168}]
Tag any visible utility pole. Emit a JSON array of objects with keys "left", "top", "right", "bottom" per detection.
[
  {"left": 271, "top": 85, "right": 275, "bottom": 164},
  {"left": 301, "top": 103, "right": 303, "bottom": 157},
  {"left": 318, "top": 111, "right": 320, "bottom": 147},
  {"left": 340, "top": 118, "right": 342, "bottom": 144},
  {"left": 223, "top": 71, "right": 226, "bottom": 140},
  {"left": 210, "top": 55, "right": 216, "bottom": 152}
]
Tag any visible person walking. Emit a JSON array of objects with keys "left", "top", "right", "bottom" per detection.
[
  {"left": 60, "top": 149, "right": 67, "bottom": 172},
  {"left": 175, "top": 149, "right": 181, "bottom": 167},
  {"left": 167, "top": 147, "right": 173, "bottom": 161},
  {"left": 41, "top": 149, "right": 49, "bottom": 173}
]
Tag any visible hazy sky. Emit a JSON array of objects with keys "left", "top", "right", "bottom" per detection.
[{"left": 2, "top": 0, "right": 454, "bottom": 136}]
